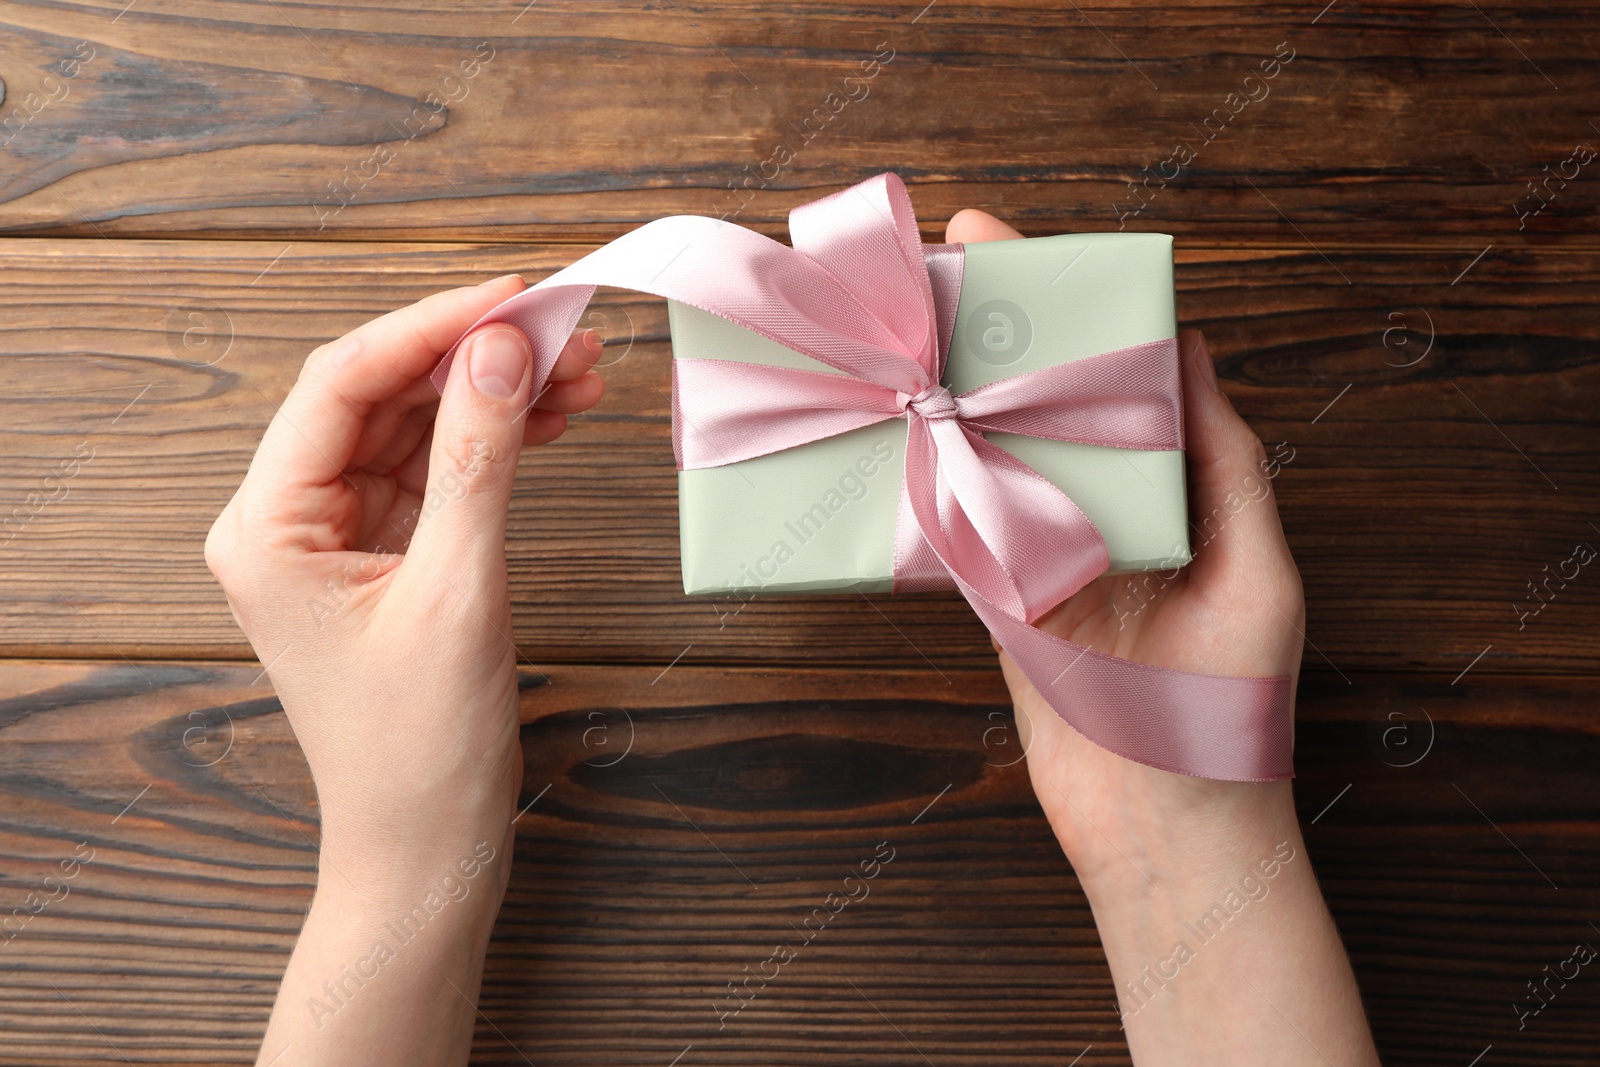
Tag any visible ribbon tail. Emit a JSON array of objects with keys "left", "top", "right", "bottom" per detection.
[
  {"left": 431, "top": 284, "right": 595, "bottom": 397},
  {"left": 431, "top": 212, "right": 932, "bottom": 398},
  {"left": 902, "top": 418, "right": 1293, "bottom": 782},
  {"left": 974, "top": 590, "right": 1295, "bottom": 781},
  {"left": 925, "top": 419, "right": 1109, "bottom": 621}
]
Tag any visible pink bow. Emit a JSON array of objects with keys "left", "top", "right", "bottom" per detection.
[{"left": 431, "top": 173, "right": 1293, "bottom": 781}]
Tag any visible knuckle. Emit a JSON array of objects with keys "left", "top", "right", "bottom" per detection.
[
  {"left": 439, "top": 433, "right": 507, "bottom": 491},
  {"left": 203, "top": 510, "right": 240, "bottom": 589},
  {"left": 1239, "top": 432, "right": 1270, "bottom": 471},
  {"left": 304, "top": 333, "right": 361, "bottom": 380},
  {"left": 303, "top": 343, "right": 336, "bottom": 377}
]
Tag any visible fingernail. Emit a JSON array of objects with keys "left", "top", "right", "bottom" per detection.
[
  {"left": 467, "top": 328, "right": 530, "bottom": 399},
  {"left": 581, "top": 328, "right": 603, "bottom": 354},
  {"left": 483, "top": 273, "right": 523, "bottom": 287}
]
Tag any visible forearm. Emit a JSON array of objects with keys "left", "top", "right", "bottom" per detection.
[
  {"left": 1068, "top": 783, "right": 1379, "bottom": 1066},
  {"left": 257, "top": 824, "right": 513, "bottom": 1067}
]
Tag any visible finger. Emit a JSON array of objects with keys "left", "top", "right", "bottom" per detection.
[
  {"left": 1179, "top": 329, "right": 1296, "bottom": 584},
  {"left": 402, "top": 322, "right": 534, "bottom": 583},
  {"left": 945, "top": 208, "right": 1025, "bottom": 244},
  {"left": 549, "top": 328, "right": 604, "bottom": 382},
  {"left": 388, "top": 420, "right": 435, "bottom": 501},
  {"left": 530, "top": 371, "right": 605, "bottom": 415},
  {"left": 522, "top": 410, "right": 568, "bottom": 448},
  {"left": 246, "top": 274, "right": 527, "bottom": 499},
  {"left": 357, "top": 394, "right": 439, "bottom": 478},
  {"left": 355, "top": 328, "right": 595, "bottom": 477}
]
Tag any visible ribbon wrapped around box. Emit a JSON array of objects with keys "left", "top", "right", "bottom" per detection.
[
  {"left": 430, "top": 173, "right": 1293, "bottom": 782},
  {"left": 672, "top": 224, "right": 1192, "bottom": 597}
]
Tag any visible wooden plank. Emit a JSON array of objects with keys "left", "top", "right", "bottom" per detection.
[
  {"left": 0, "top": 1, "right": 1596, "bottom": 245},
  {"left": 0, "top": 659, "right": 1596, "bottom": 1065},
  {"left": 3, "top": 239, "right": 1595, "bottom": 673}
]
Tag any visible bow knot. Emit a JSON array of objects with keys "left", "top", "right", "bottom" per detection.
[{"left": 902, "top": 384, "right": 959, "bottom": 422}]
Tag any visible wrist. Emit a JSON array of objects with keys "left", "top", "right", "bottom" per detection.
[
  {"left": 1043, "top": 768, "right": 1300, "bottom": 897},
  {"left": 312, "top": 748, "right": 521, "bottom": 879},
  {"left": 1074, "top": 795, "right": 1305, "bottom": 921},
  {"left": 315, "top": 818, "right": 514, "bottom": 931}
]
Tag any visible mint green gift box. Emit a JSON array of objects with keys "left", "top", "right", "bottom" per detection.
[{"left": 668, "top": 232, "right": 1191, "bottom": 598}]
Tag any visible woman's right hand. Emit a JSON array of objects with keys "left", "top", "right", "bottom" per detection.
[{"left": 947, "top": 208, "right": 1378, "bottom": 1065}]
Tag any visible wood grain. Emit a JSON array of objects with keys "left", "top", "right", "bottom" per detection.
[
  {"left": 2, "top": 239, "right": 1594, "bottom": 672},
  {"left": 4, "top": 3, "right": 1598, "bottom": 1061},
  {"left": 0, "top": 660, "right": 1595, "bottom": 1066},
  {"left": 0, "top": 2, "right": 1596, "bottom": 245}
]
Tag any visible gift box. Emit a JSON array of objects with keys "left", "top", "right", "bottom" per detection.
[{"left": 670, "top": 231, "right": 1191, "bottom": 597}]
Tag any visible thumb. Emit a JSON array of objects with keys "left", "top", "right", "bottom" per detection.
[{"left": 405, "top": 324, "right": 533, "bottom": 584}]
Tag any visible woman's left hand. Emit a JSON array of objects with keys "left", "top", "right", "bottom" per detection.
[
  {"left": 208, "top": 275, "right": 606, "bottom": 1066},
  {"left": 206, "top": 273, "right": 602, "bottom": 875}
]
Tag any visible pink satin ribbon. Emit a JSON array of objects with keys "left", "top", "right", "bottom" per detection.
[{"left": 431, "top": 173, "right": 1293, "bottom": 781}]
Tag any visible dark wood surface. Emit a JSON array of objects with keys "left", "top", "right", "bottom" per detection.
[
  {"left": 2, "top": 662, "right": 1598, "bottom": 1067},
  {"left": 1, "top": 0, "right": 1597, "bottom": 1064},
  {"left": 1, "top": 2, "right": 1598, "bottom": 246}
]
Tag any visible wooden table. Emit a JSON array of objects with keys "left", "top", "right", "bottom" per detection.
[{"left": 2, "top": 2, "right": 1596, "bottom": 1064}]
